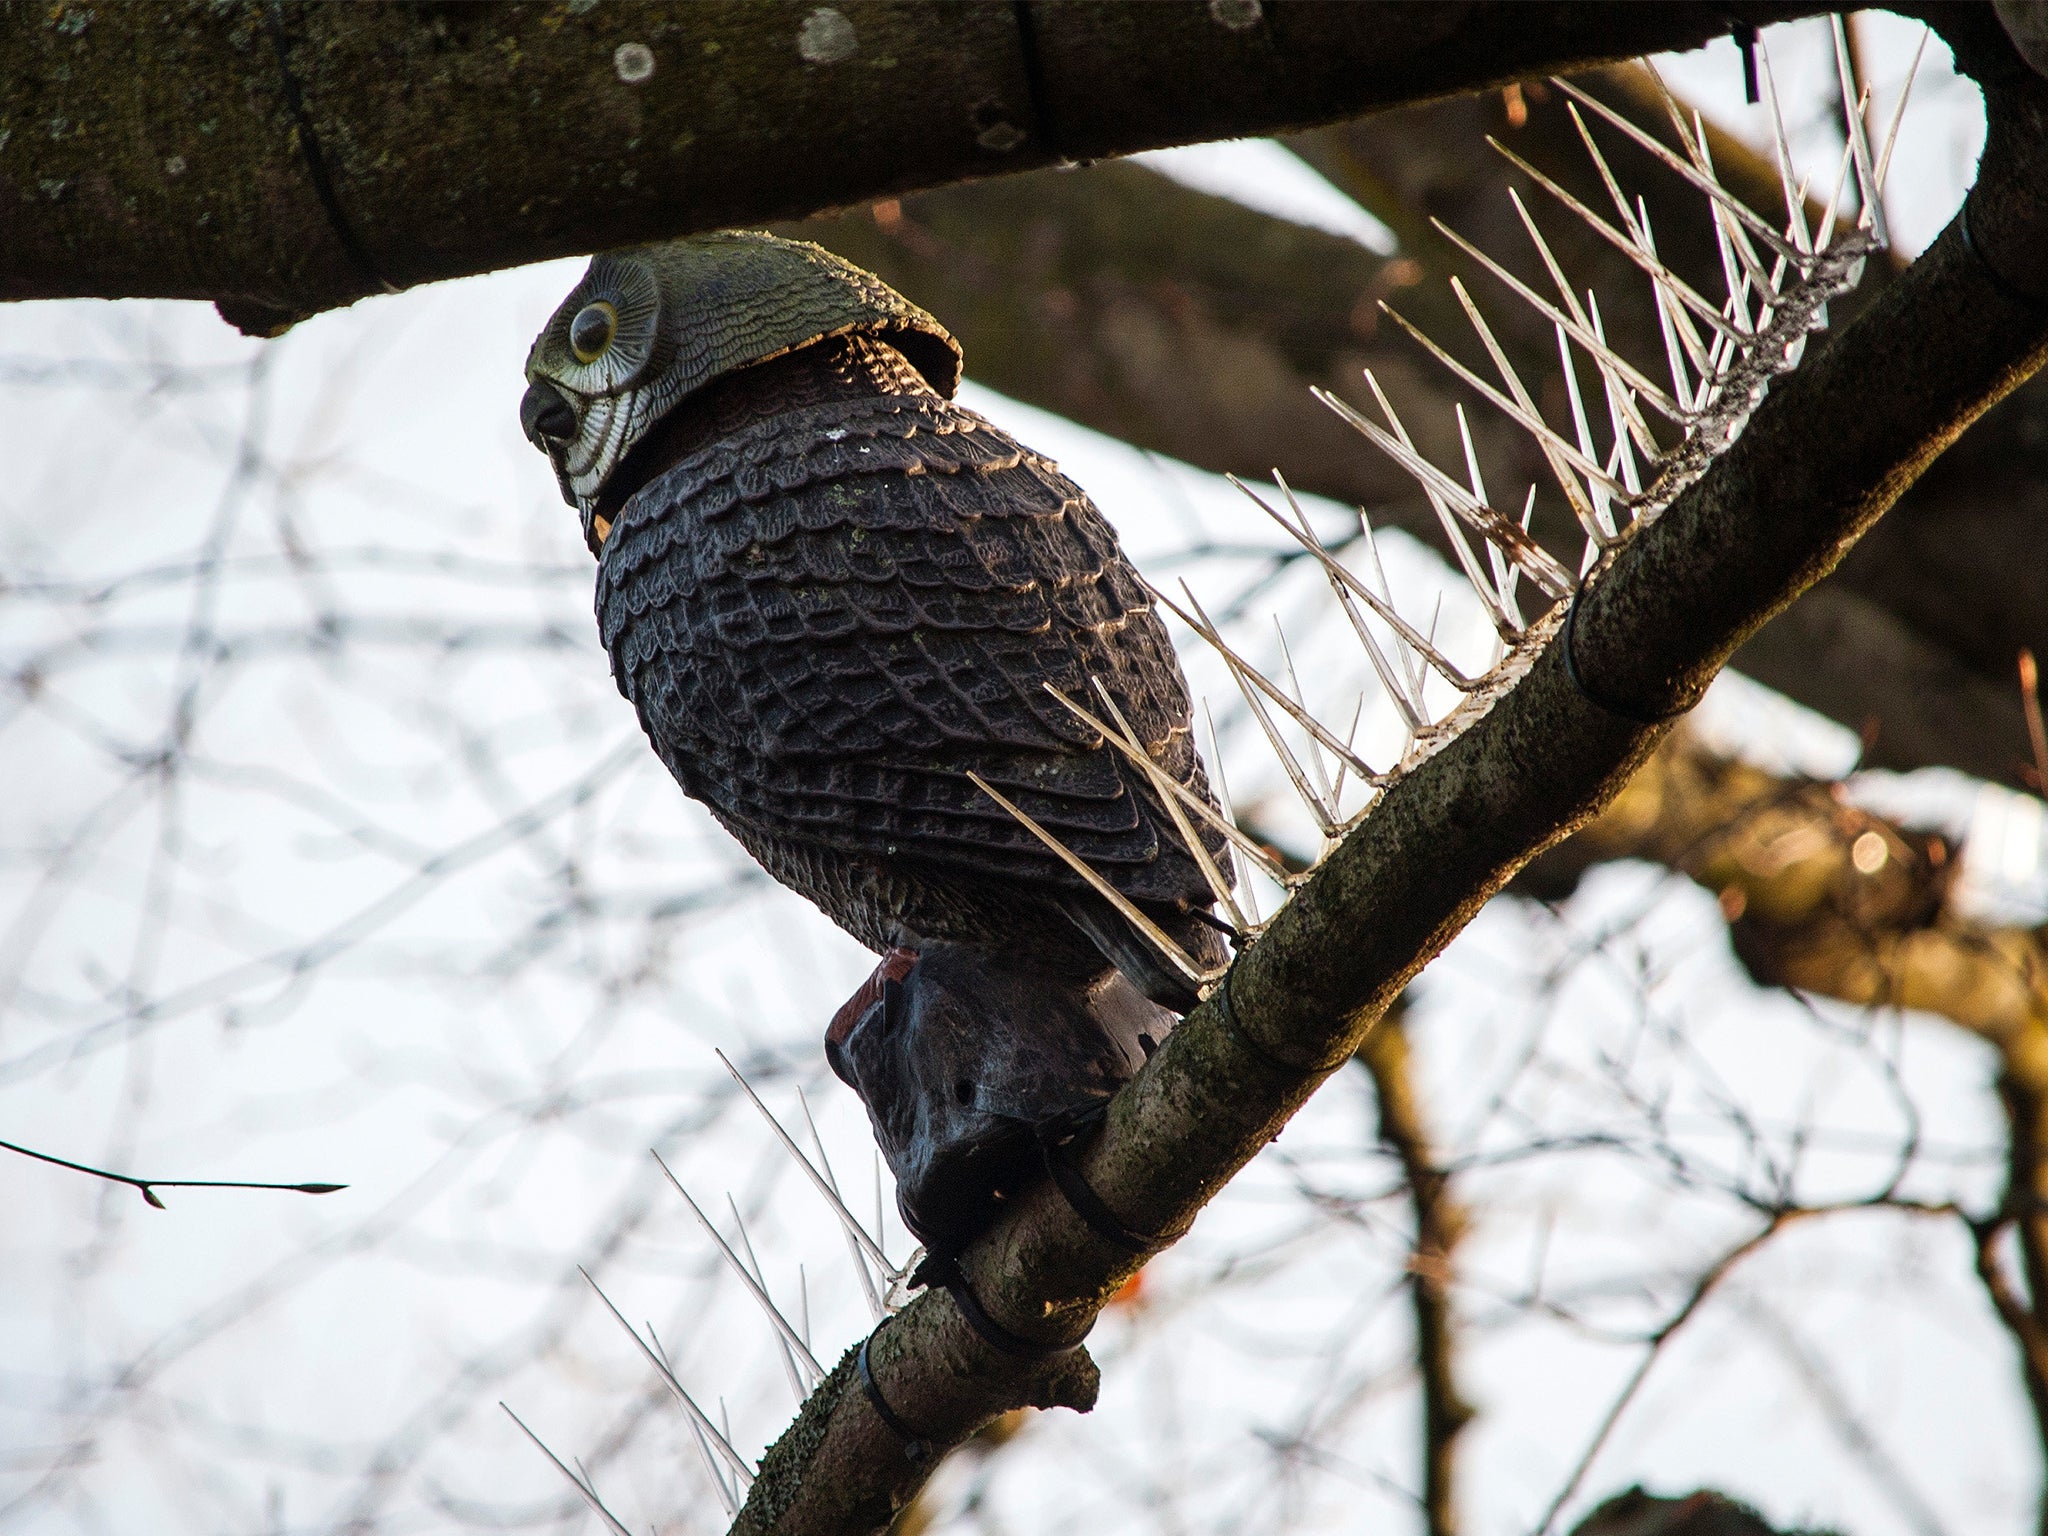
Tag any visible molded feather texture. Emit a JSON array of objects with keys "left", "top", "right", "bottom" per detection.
[
  {"left": 826, "top": 942, "right": 1173, "bottom": 1253},
  {"left": 593, "top": 358, "right": 1230, "bottom": 977}
]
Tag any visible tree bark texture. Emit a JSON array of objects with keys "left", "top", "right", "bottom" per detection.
[
  {"left": 731, "top": 42, "right": 2048, "bottom": 1533},
  {"left": 792, "top": 61, "right": 2048, "bottom": 795},
  {"left": 4, "top": 0, "right": 1824, "bottom": 331}
]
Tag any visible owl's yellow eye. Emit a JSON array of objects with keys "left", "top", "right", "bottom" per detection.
[{"left": 569, "top": 301, "right": 618, "bottom": 364}]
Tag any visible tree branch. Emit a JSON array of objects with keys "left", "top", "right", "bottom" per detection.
[
  {"left": 1358, "top": 1006, "right": 1473, "bottom": 1536},
  {"left": 729, "top": 44, "right": 2048, "bottom": 1535},
  {"left": 4, "top": 0, "right": 1824, "bottom": 330}
]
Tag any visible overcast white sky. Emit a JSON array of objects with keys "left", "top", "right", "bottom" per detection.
[{"left": 2, "top": 16, "right": 2039, "bottom": 1536}]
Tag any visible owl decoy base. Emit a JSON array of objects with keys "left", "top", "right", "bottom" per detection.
[{"left": 522, "top": 232, "right": 1231, "bottom": 1251}]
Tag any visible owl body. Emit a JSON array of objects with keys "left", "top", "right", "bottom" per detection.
[
  {"left": 523, "top": 236, "right": 1231, "bottom": 1246},
  {"left": 594, "top": 334, "right": 1228, "bottom": 995}
]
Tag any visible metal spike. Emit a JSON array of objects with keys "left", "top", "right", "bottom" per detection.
[
  {"left": 717, "top": 1053, "right": 894, "bottom": 1296},
  {"left": 728, "top": 1194, "right": 807, "bottom": 1403},
  {"left": 1758, "top": 46, "right": 1816, "bottom": 260},
  {"left": 1083, "top": 677, "right": 1250, "bottom": 929},
  {"left": 1383, "top": 294, "right": 1626, "bottom": 512},
  {"left": 627, "top": 1313, "right": 755, "bottom": 1502},
  {"left": 1352, "top": 504, "right": 1412, "bottom": 668},
  {"left": 1709, "top": 205, "right": 1759, "bottom": 339},
  {"left": 1203, "top": 701, "right": 1268, "bottom": 924},
  {"left": 795, "top": 1087, "right": 888, "bottom": 1320},
  {"left": 1273, "top": 619, "right": 1343, "bottom": 825},
  {"left": 1635, "top": 200, "right": 1718, "bottom": 381},
  {"left": 648, "top": 1322, "right": 743, "bottom": 1515},
  {"left": 1163, "top": 580, "right": 1389, "bottom": 792},
  {"left": 686, "top": 1414, "right": 741, "bottom": 1520},
  {"left": 1356, "top": 373, "right": 1510, "bottom": 628},
  {"left": 1489, "top": 137, "right": 1743, "bottom": 342},
  {"left": 1232, "top": 472, "right": 1439, "bottom": 703},
  {"left": 1511, "top": 192, "right": 1662, "bottom": 456},
  {"left": 1874, "top": 29, "right": 1930, "bottom": 200},
  {"left": 654, "top": 1157, "right": 826, "bottom": 1385},
  {"left": 1555, "top": 326, "right": 1617, "bottom": 540},
  {"left": 1637, "top": 58, "right": 1781, "bottom": 304},
  {"left": 1698, "top": 112, "right": 1781, "bottom": 317},
  {"left": 1813, "top": 133, "right": 1859, "bottom": 259},
  {"left": 1408, "top": 595, "right": 1443, "bottom": 706},
  {"left": 1272, "top": 468, "right": 1456, "bottom": 690},
  {"left": 874, "top": 1155, "right": 888, "bottom": 1268},
  {"left": 1648, "top": 259, "right": 1697, "bottom": 412},
  {"left": 1447, "top": 276, "right": 1622, "bottom": 517},
  {"left": 1456, "top": 406, "right": 1522, "bottom": 634},
  {"left": 1048, "top": 683, "right": 1297, "bottom": 889},
  {"left": 1831, "top": 15, "right": 1886, "bottom": 244},
  {"left": 1641, "top": 57, "right": 1709, "bottom": 171},
  {"left": 1511, "top": 483, "right": 1535, "bottom": 611},
  {"left": 1156, "top": 589, "right": 1344, "bottom": 833},
  {"left": 1318, "top": 380, "right": 1574, "bottom": 600},
  {"left": 1565, "top": 99, "right": 1724, "bottom": 380},
  {"left": 1327, "top": 693, "right": 1369, "bottom": 805},
  {"left": 578, "top": 1272, "right": 756, "bottom": 1492},
  {"left": 500, "top": 1405, "right": 637, "bottom": 1536},
  {"left": 1431, "top": 215, "right": 1686, "bottom": 424},
  {"left": 1587, "top": 293, "right": 1654, "bottom": 486},
  {"left": 1550, "top": 77, "right": 1805, "bottom": 263},
  {"left": 1351, "top": 374, "right": 1515, "bottom": 638},
  {"left": 966, "top": 770, "right": 1220, "bottom": 986}
]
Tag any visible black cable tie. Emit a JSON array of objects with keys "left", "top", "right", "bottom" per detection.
[
  {"left": 1036, "top": 1106, "right": 1177, "bottom": 1257},
  {"left": 1212, "top": 969, "right": 1348, "bottom": 1076},
  {"left": 1562, "top": 570, "right": 1688, "bottom": 726},
  {"left": 262, "top": 1, "right": 398, "bottom": 296},
  {"left": 1960, "top": 196, "right": 2048, "bottom": 313},
  {"left": 917, "top": 1251, "right": 1080, "bottom": 1361},
  {"left": 1733, "top": 23, "right": 1760, "bottom": 106},
  {"left": 857, "top": 1334, "right": 930, "bottom": 1463}
]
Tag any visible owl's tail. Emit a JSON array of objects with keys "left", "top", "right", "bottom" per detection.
[{"left": 1058, "top": 894, "right": 1231, "bottom": 1015}]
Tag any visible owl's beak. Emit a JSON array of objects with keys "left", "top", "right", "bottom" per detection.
[{"left": 519, "top": 379, "right": 577, "bottom": 448}]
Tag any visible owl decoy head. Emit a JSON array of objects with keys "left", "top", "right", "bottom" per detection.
[{"left": 520, "top": 231, "right": 962, "bottom": 554}]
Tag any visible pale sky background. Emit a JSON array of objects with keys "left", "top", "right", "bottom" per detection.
[{"left": 2, "top": 15, "right": 2039, "bottom": 1536}]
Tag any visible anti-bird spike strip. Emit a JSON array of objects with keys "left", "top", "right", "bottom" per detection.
[
  {"left": 963, "top": 36, "right": 1910, "bottom": 958},
  {"left": 500, "top": 1404, "right": 638, "bottom": 1536},
  {"left": 578, "top": 1269, "right": 756, "bottom": 1493},
  {"left": 655, "top": 1154, "right": 827, "bottom": 1385},
  {"left": 717, "top": 1052, "right": 898, "bottom": 1317}
]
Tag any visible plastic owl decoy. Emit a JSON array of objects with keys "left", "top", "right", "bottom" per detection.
[{"left": 520, "top": 233, "right": 1231, "bottom": 1250}]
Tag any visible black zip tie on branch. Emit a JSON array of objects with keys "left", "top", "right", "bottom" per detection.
[
  {"left": 1564, "top": 562, "right": 1691, "bottom": 727},
  {"left": 1036, "top": 1101, "right": 1182, "bottom": 1257},
  {"left": 1212, "top": 967, "right": 1352, "bottom": 1076},
  {"left": 910, "top": 1249, "right": 1082, "bottom": 1361},
  {"left": 1960, "top": 195, "right": 2048, "bottom": 313},
  {"left": 0, "top": 1136, "right": 345, "bottom": 1210},
  {"left": 262, "top": 0, "right": 398, "bottom": 297},
  {"left": 857, "top": 1332, "right": 931, "bottom": 1464}
]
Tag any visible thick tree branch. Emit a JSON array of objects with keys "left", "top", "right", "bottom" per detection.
[
  {"left": 4, "top": 1, "right": 1824, "bottom": 330},
  {"left": 730, "top": 45, "right": 2048, "bottom": 1536}
]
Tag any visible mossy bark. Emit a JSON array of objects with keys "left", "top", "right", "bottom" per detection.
[{"left": 4, "top": 0, "right": 1820, "bottom": 328}]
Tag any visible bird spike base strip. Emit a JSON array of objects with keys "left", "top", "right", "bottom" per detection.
[
  {"left": 506, "top": 23, "right": 1919, "bottom": 1515},
  {"left": 979, "top": 26, "right": 1910, "bottom": 994}
]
